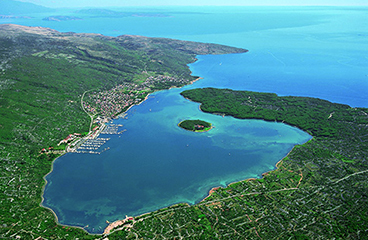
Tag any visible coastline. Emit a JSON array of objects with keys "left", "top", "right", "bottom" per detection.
[
  {"left": 181, "top": 95, "right": 314, "bottom": 205},
  {"left": 40, "top": 77, "right": 310, "bottom": 235},
  {"left": 40, "top": 153, "right": 95, "bottom": 235},
  {"left": 40, "top": 56, "right": 305, "bottom": 236},
  {"left": 177, "top": 120, "right": 213, "bottom": 133},
  {"left": 98, "top": 77, "right": 313, "bottom": 234},
  {"left": 201, "top": 138, "right": 314, "bottom": 202},
  {"left": 40, "top": 73, "right": 205, "bottom": 235},
  {"left": 101, "top": 133, "right": 313, "bottom": 235},
  {"left": 42, "top": 74, "right": 312, "bottom": 236}
]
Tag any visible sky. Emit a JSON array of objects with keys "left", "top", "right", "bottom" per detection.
[{"left": 17, "top": 0, "right": 368, "bottom": 8}]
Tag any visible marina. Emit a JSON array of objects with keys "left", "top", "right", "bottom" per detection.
[
  {"left": 63, "top": 123, "right": 127, "bottom": 154},
  {"left": 76, "top": 138, "right": 111, "bottom": 154},
  {"left": 72, "top": 124, "right": 126, "bottom": 154},
  {"left": 100, "top": 124, "right": 125, "bottom": 135}
]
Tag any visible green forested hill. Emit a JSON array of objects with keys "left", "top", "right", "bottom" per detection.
[{"left": 0, "top": 24, "right": 246, "bottom": 239}]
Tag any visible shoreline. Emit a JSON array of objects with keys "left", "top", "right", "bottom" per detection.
[
  {"left": 180, "top": 95, "right": 314, "bottom": 205},
  {"left": 40, "top": 56, "right": 311, "bottom": 236},
  {"left": 199, "top": 137, "right": 314, "bottom": 203},
  {"left": 42, "top": 78, "right": 312, "bottom": 235},
  {"left": 177, "top": 120, "right": 213, "bottom": 133},
  {"left": 180, "top": 125, "right": 213, "bottom": 133},
  {"left": 40, "top": 153, "right": 96, "bottom": 235},
  {"left": 40, "top": 74, "right": 204, "bottom": 235}
]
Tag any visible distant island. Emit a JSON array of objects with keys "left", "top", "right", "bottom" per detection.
[
  {"left": 43, "top": 16, "right": 83, "bottom": 21},
  {"left": 75, "top": 8, "right": 170, "bottom": 18},
  {"left": 0, "top": 15, "right": 32, "bottom": 19},
  {"left": 178, "top": 119, "right": 212, "bottom": 132}
]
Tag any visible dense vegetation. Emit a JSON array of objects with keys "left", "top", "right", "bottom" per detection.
[
  {"left": 178, "top": 119, "right": 212, "bottom": 132},
  {"left": 0, "top": 24, "right": 245, "bottom": 239},
  {"left": 107, "top": 88, "right": 367, "bottom": 239}
]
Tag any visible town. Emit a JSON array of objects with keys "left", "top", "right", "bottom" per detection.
[{"left": 83, "top": 74, "right": 193, "bottom": 118}]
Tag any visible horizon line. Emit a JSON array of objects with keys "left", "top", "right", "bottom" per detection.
[{"left": 50, "top": 5, "right": 368, "bottom": 9}]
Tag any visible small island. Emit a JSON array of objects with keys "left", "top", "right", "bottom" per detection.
[
  {"left": 42, "top": 16, "right": 83, "bottom": 22},
  {"left": 178, "top": 119, "right": 212, "bottom": 132}
]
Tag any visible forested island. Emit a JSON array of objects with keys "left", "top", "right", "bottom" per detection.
[
  {"left": 178, "top": 119, "right": 212, "bottom": 132},
  {"left": 42, "top": 16, "right": 83, "bottom": 21}
]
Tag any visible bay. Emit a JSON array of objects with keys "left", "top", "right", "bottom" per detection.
[{"left": 43, "top": 84, "right": 311, "bottom": 233}]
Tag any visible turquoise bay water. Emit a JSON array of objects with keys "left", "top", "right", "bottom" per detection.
[
  {"left": 7, "top": 6, "right": 364, "bottom": 233},
  {"left": 44, "top": 85, "right": 311, "bottom": 233}
]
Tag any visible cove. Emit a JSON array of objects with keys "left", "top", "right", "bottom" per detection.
[{"left": 42, "top": 75, "right": 311, "bottom": 233}]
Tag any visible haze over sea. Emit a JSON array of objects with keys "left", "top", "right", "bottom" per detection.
[{"left": 4, "top": 6, "right": 367, "bottom": 233}]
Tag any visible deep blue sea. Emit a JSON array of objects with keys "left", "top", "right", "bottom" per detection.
[{"left": 3, "top": 6, "right": 367, "bottom": 233}]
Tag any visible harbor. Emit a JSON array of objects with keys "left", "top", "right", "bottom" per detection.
[
  {"left": 66, "top": 123, "right": 127, "bottom": 155},
  {"left": 100, "top": 124, "right": 125, "bottom": 135},
  {"left": 76, "top": 138, "right": 111, "bottom": 154}
]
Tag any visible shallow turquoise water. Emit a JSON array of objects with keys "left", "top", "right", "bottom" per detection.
[
  {"left": 18, "top": 6, "right": 366, "bottom": 233},
  {"left": 44, "top": 85, "right": 311, "bottom": 233}
]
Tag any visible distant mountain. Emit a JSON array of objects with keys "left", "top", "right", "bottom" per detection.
[{"left": 0, "top": 0, "right": 52, "bottom": 15}]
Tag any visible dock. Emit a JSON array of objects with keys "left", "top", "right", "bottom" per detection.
[{"left": 100, "top": 124, "right": 125, "bottom": 135}]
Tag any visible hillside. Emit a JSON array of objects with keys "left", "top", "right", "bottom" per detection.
[
  {"left": 0, "top": 24, "right": 246, "bottom": 239},
  {"left": 0, "top": 0, "right": 52, "bottom": 15}
]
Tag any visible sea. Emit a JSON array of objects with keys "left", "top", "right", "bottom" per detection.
[{"left": 3, "top": 6, "right": 367, "bottom": 233}]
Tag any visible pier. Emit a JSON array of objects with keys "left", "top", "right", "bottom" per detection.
[
  {"left": 100, "top": 124, "right": 125, "bottom": 135},
  {"left": 75, "top": 138, "right": 110, "bottom": 154},
  {"left": 67, "top": 123, "right": 126, "bottom": 155}
]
